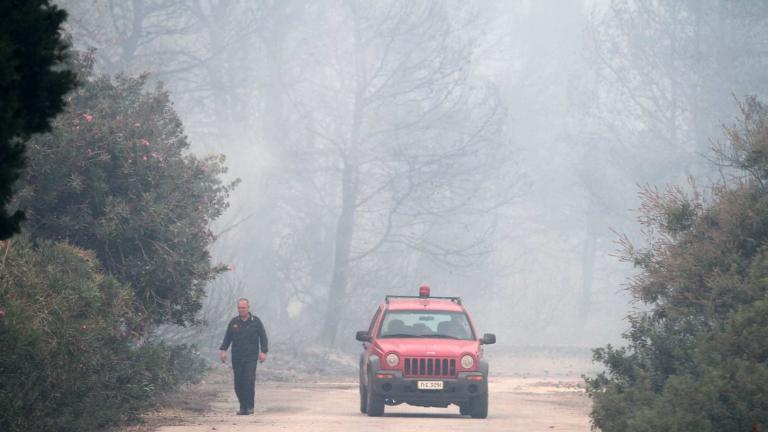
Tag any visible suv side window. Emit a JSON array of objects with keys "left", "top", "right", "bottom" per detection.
[{"left": 368, "top": 307, "right": 382, "bottom": 336}]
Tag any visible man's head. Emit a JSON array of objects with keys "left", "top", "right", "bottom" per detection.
[{"left": 237, "top": 298, "right": 250, "bottom": 319}]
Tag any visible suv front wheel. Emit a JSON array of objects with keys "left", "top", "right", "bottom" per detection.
[
  {"left": 359, "top": 381, "right": 368, "bottom": 413},
  {"left": 366, "top": 373, "right": 385, "bottom": 417},
  {"left": 470, "top": 391, "right": 488, "bottom": 419}
]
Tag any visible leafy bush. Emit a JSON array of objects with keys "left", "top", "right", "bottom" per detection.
[
  {"left": 15, "top": 52, "right": 237, "bottom": 327},
  {"left": 1, "top": 48, "right": 233, "bottom": 430},
  {"left": 587, "top": 98, "right": 768, "bottom": 432},
  {"left": 0, "top": 239, "right": 209, "bottom": 432}
]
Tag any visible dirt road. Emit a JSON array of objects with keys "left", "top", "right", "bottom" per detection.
[
  {"left": 145, "top": 376, "right": 590, "bottom": 432},
  {"left": 127, "top": 348, "right": 595, "bottom": 432}
]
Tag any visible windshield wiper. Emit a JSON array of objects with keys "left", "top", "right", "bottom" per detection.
[
  {"left": 429, "top": 334, "right": 462, "bottom": 339},
  {"left": 380, "top": 333, "right": 419, "bottom": 338}
]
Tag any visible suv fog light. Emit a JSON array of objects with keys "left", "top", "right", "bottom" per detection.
[
  {"left": 386, "top": 353, "right": 400, "bottom": 367},
  {"left": 461, "top": 355, "right": 474, "bottom": 369}
]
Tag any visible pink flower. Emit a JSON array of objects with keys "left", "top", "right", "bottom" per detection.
[
  {"left": 83, "top": 114, "right": 94, "bottom": 122},
  {"left": 140, "top": 139, "right": 150, "bottom": 146},
  {"left": 227, "top": 265, "right": 236, "bottom": 272},
  {"left": 0, "top": 308, "right": 5, "bottom": 318},
  {"left": 134, "top": 122, "right": 141, "bottom": 127},
  {"left": 142, "top": 155, "right": 148, "bottom": 161}
]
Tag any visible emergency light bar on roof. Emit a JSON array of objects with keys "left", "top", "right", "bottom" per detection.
[
  {"left": 385, "top": 285, "right": 462, "bottom": 305},
  {"left": 384, "top": 295, "right": 462, "bottom": 305}
]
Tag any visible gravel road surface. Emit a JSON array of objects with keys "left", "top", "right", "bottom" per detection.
[{"left": 149, "top": 375, "right": 591, "bottom": 432}]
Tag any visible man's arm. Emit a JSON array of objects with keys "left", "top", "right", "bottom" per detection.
[
  {"left": 219, "top": 320, "right": 232, "bottom": 363},
  {"left": 257, "top": 318, "right": 268, "bottom": 361}
]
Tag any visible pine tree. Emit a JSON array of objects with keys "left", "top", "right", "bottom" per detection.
[
  {"left": 0, "top": 0, "right": 75, "bottom": 239},
  {"left": 587, "top": 97, "right": 768, "bottom": 431}
]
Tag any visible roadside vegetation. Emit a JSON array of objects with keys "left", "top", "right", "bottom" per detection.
[
  {"left": 0, "top": 15, "right": 234, "bottom": 432},
  {"left": 587, "top": 98, "right": 768, "bottom": 431}
]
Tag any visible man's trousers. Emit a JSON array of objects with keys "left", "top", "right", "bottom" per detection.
[{"left": 232, "top": 358, "right": 258, "bottom": 411}]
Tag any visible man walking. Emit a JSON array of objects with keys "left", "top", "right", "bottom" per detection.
[{"left": 219, "top": 298, "right": 268, "bottom": 415}]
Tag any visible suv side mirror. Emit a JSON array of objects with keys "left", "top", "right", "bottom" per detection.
[
  {"left": 480, "top": 333, "right": 496, "bottom": 345},
  {"left": 356, "top": 330, "right": 371, "bottom": 342}
]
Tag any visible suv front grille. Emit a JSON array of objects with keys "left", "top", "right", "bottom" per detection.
[{"left": 403, "top": 357, "right": 456, "bottom": 377}]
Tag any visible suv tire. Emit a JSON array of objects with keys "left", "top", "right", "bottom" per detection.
[
  {"left": 459, "top": 403, "right": 471, "bottom": 416},
  {"left": 470, "top": 392, "right": 488, "bottom": 419},
  {"left": 366, "top": 374, "right": 385, "bottom": 417},
  {"left": 359, "top": 382, "right": 368, "bottom": 413}
]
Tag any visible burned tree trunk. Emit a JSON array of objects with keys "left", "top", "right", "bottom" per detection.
[{"left": 321, "top": 162, "right": 359, "bottom": 345}]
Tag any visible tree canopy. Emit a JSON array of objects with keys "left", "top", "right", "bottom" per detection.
[{"left": 0, "top": 0, "right": 76, "bottom": 239}]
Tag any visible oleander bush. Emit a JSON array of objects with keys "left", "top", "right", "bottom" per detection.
[{"left": 16, "top": 51, "right": 236, "bottom": 328}]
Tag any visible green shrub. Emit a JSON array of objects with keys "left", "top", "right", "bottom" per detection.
[
  {"left": 587, "top": 98, "right": 768, "bottom": 431},
  {"left": 0, "top": 239, "right": 208, "bottom": 432}
]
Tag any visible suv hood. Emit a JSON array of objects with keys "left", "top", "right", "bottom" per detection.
[{"left": 375, "top": 338, "right": 479, "bottom": 357}]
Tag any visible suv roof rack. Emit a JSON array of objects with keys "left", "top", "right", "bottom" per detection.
[{"left": 385, "top": 295, "right": 462, "bottom": 305}]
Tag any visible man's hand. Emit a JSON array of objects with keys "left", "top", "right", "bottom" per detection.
[
  {"left": 259, "top": 352, "right": 267, "bottom": 363},
  {"left": 220, "top": 350, "right": 228, "bottom": 364}
]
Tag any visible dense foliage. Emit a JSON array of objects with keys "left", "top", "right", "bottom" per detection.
[
  {"left": 0, "top": 239, "right": 207, "bottom": 431},
  {"left": 587, "top": 98, "right": 768, "bottom": 431},
  {"left": 16, "top": 53, "right": 236, "bottom": 326},
  {"left": 0, "top": 0, "right": 76, "bottom": 239},
  {"left": 0, "top": 51, "right": 232, "bottom": 431}
]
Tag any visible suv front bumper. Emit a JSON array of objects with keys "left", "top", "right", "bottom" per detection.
[{"left": 369, "top": 370, "right": 487, "bottom": 404}]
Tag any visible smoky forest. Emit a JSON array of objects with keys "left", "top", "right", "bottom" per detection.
[{"left": 2, "top": 1, "right": 768, "bottom": 431}]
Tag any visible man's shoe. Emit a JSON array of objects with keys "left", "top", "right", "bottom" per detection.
[
  {"left": 247, "top": 408, "right": 254, "bottom": 414},
  {"left": 236, "top": 409, "right": 247, "bottom": 415}
]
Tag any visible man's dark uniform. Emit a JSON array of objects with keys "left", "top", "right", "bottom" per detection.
[{"left": 219, "top": 313, "right": 268, "bottom": 413}]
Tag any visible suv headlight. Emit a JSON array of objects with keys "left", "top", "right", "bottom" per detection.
[
  {"left": 386, "top": 353, "right": 400, "bottom": 367},
  {"left": 461, "top": 354, "right": 474, "bottom": 369}
]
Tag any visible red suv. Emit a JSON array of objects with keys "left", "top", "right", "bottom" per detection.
[{"left": 356, "top": 285, "right": 496, "bottom": 418}]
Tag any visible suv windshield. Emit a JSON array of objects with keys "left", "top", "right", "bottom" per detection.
[{"left": 378, "top": 310, "right": 475, "bottom": 340}]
